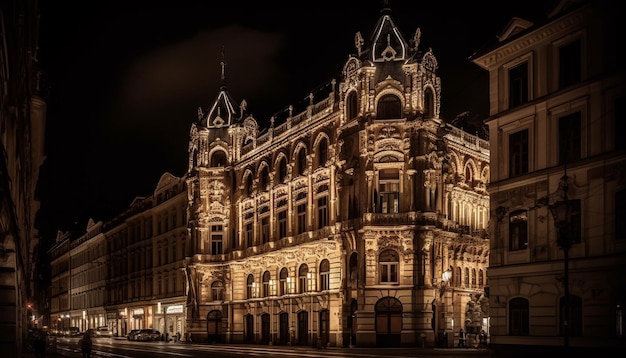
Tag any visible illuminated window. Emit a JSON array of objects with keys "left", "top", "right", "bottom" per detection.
[
  {"left": 279, "top": 267, "right": 289, "bottom": 296},
  {"left": 246, "top": 274, "right": 254, "bottom": 299}
]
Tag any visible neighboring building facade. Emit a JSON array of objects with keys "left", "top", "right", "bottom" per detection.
[
  {"left": 48, "top": 5, "right": 490, "bottom": 348},
  {"left": 0, "top": 0, "right": 47, "bottom": 356},
  {"left": 49, "top": 173, "right": 189, "bottom": 339},
  {"left": 472, "top": 0, "right": 625, "bottom": 355}
]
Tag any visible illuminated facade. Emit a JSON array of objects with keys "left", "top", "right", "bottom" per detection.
[
  {"left": 48, "top": 5, "right": 491, "bottom": 348},
  {"left": 472, "top": 0, "right": 625, "bottom": 354},
  {"left": 184, "top": 6, "right": 489, "bottom": 347}
]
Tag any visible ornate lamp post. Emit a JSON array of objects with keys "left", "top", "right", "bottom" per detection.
[
  {"left": 549, "top": 172, "right": 575, "bottom": 349},
  {"left": 436, "top": 267, "right": 452, "bottom": 347}
]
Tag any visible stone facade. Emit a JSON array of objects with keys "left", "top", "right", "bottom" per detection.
[{"left": 472, "top": 0, "right": 626, "bottom": 354}]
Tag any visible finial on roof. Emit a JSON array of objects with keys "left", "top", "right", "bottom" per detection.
[{"left": 220, "top": 45, "right": 227, "bottom": 87}]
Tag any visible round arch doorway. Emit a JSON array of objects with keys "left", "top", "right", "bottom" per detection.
[{"left": 375, "top": 296, "right": 402, "bottom": 347}]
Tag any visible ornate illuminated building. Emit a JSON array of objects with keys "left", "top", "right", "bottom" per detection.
[
  {"left": 48, "top": 5, "right": 490, "bottom": 348},
  {"left": 472, "top": 0, "right": 625, "bottom": 355},
  {"left": 184, "top": 6, "right": 489, "bottom": 347}
]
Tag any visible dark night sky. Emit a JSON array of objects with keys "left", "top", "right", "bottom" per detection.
[{"left": 35, "top": 1, "right": 548, "bottom": 245}]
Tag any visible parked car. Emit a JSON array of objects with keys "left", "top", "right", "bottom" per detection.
[
  {"left": 127, "top": 329, "right": 141, "bottom": 341},
  {"left": 139, "top": 329, "right": 161, "bottom": 341},
  {"left": 97, "top": 326, "right": 111, "bottom": 337}
]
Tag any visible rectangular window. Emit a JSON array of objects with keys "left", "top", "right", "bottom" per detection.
[
  {"left": 377, "top": 170, "right": 399, "bottom": 213},
  {"left": 211, "top": 234, "right": 222, "bottom": 255},
  {"left": 320, "top": 272, "right": 330, "bottom": 291},
  {"left": 380, "top": 263, "right": 398, "bottom": 283},
  {"left": 509, "top": 210, "right": 528, "bottom": 251},
  {"left": 246, "top": 223, "right": 253, "bottom": 247},
  {"left": 509, "top": 129, "right": 529, "bottom": 177},
  {"left": 559, "top": 112, "right": 581, "bottom": 164},
  {"left": 297, "top": 203, "right": 307, "bottom": 234},
  {"left": 509, "top": 62, "right": 528, "bottom": 108},
  {"left": 559, "top": 39, "right": 581, "bottom": 89},
  {"left": 278, "top": 211, "right": 287, "bottom": 239},
  {"left": 317, "top": 196, "right": 328, "bottom": 228},
  {"left": 261, "top": 217, "right": 270, "bottom": 243}
]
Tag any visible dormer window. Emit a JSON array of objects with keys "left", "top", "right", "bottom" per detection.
[{"left": 376, "top": 94, "right": 402, "bottom": 119}]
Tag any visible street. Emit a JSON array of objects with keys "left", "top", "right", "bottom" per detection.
[{"left": 44, "top": 336, "right": 490, "bottom": 358}]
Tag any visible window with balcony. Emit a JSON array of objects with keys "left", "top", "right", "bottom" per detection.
[
  {"left": 296, "top": 192, "right": 307, "bottom": 234},
  {"left": 509, "top": 210, "right": 528, "bottom": 251},
  {"left": 509, "top": 129, "right": 529, "bottom": 177},
  {"left": 377, "top": 169, "right": 399, "bottom": 213},
  {"left": 211, "top": 225, "right": 223, "bottom": 255},
  {"left": 509, "top": 62, "right": 528, "bottom": 108},
  {"left": 379, "top": 249, "right": 398, "bottom": 284}
]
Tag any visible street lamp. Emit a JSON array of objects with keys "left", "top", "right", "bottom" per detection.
[
  {"left": 435, "top": 267, "right": 452, "bottom": 347},
  {"left": 549, "top": 172, "right": 575, "bottom": 349}
]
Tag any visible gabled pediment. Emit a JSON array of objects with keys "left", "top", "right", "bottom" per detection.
[{"left": 497, "top": 17, "right": 534, "bottom": 42}]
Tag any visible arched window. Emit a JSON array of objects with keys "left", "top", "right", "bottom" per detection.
[
  {"left": 262, "top": 270, "right": 270, "bottom": 297},
  {"left": 210, "top": 150, "right": 227, "bottom": 167},
  {"left": 259, "top": 165, "right": 269, "bottom": 191},
  {"left": 279, "top": 267, "right": 289, "bottom": 296},
  {"left": 246, "top": 274, "right": 255, "bottom": 299},
  {"left": 424, "top": 87, "right": 434, "bottom": 118},
  {"left": 464, "top": 267, "right": 470, "bottom": 287},
  {"left": 245, "top": 174, "right": 253, "bottom": 196},
  {"left": 278, "top": 157, "right": 287, "bottom": 183},
  {"left": 509, "top": 297, "right": 529, "bottom": 335},
  {"left": 379, "top": 249, "right": 398, "bottom": 284},
  {"left": 376, "top": 94, "right": 402, "bottom": 119},
  {"left": 319, "top": 259, "right": 330, "bottom": 291},
  {"left": 298, "top": 264, "right": 309, "bottom": 293},
  {"left": 318, "top": 138, "right": 328, "bottom": 167},
  {"left": 297, "top": 148, "right": 307, "bottom": 176},
  {"left": 347, "top": 91, "right": 358, "bottom": 120}
]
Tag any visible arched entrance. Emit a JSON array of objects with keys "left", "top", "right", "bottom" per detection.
[
  {"left": 375, "top": 296, "right": 402, "bottom": 347},
  {"left": 206, "top": 310, "right": 222, "bottom": 343}
]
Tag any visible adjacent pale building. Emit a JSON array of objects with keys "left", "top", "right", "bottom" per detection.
[{"left": 471, "top": 0, "right": 625, "bottom": 355}]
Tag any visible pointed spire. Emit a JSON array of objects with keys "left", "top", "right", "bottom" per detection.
[{"left": 220, "top": 45, "right": 227, "bottom": 88}]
